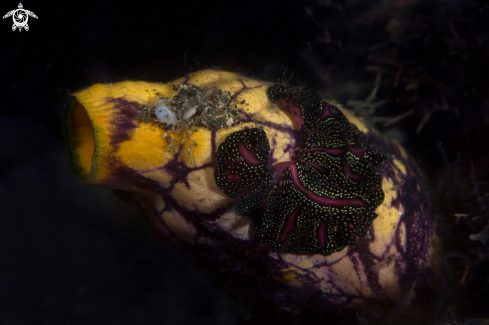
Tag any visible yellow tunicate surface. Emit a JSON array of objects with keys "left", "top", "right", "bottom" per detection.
[
  {"left": 369, "top": 177, "right": 403, "bottom": 257},
  {"left": 66, "top": 69, "right": 434, "bottom": 309}
]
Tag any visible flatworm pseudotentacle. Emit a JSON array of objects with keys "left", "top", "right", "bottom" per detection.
[{"left": 215, "top": 85, "right": 385, "bottom": 255}]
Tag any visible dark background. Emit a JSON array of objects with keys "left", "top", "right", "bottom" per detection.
[{"left": 1, "top": 0, "right": 489, "bottom": 324}]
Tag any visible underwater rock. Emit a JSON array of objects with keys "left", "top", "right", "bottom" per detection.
[{"left": 64, "top": 70, "right": 436, "bottom": 324}]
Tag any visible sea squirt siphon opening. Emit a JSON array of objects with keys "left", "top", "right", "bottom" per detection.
[{"left": 64, "top": 97, "right": 95, "bottom": 181}]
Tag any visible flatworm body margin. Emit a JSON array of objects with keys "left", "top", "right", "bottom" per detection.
[
  {"left": 215, "top": 128, "right": 272, "bottom": 216},
  {"left": 214, "top": 85, "right": 385, "bottom": 255}
]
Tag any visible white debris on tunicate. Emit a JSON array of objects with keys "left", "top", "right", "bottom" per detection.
[
  {"left": 155, "top": 98, "right": 177, "bottom": 125},
  {"left": 134, "top": 84, "right": 244, "bottom": 132},
  {"left": 182, "top": 106, "right": 197, "bottom": 120}
]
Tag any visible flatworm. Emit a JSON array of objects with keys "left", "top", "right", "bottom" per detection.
[{"left": 215, "top": 85, "right": 385, "bottom": 255}]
